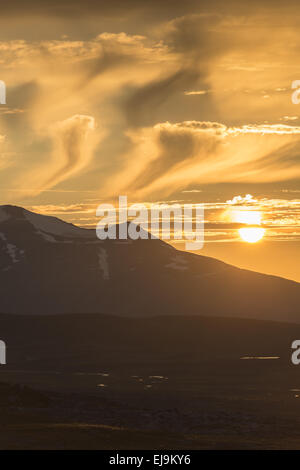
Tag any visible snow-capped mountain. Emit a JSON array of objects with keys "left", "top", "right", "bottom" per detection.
[{"left": 0, "top": 204, "right": 299, "bottom": 322}]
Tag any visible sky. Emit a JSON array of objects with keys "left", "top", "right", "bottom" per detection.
[{"left": 0, "top": 0, "right": 299, "bottom": 281}]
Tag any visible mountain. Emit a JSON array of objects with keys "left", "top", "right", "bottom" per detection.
[{"left": 0, "top": 204, "right": 299, "bottom": 322}]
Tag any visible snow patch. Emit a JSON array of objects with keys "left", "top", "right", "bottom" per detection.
[
  {"left": 35, "top": 230, "right": 57, "bottom": 243},
  {"left": 6, "top": 243, "right": 19, "bottom": 263},
  {"left": 24, "top": 210, "right": 94, "bottom": 239},
  {"left": 0, "top": 232, "right": 24, "bottom": 268},
  {"left": 165, "top": 255, "right": 188, "bottom": 271}
]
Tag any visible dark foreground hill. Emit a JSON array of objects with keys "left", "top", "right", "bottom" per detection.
[
  {"left": 0, "top": 204, "right": 299, "bottom": 322},
  {"left": 0, "top": 313, "right": 300, "bottom": 449},
  {"left": 0, "top": 312, "right": 297, "bottom": 369}
]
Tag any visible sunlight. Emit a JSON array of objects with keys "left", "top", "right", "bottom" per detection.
[
  {"left": 228, "top": 209, "right": 266, "bottom": 243},
  {"left": 232, "top": 210, "right": 262, "bottom": 225},
  {"left": 238, "top": 227, "right": 265, "bottom": 243}
]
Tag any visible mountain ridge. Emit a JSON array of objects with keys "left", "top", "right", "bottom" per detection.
[{"left": 0, "top": 204, "right": 299, "bottom": 322}]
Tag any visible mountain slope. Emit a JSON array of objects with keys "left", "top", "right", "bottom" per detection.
[{"left": 0, "top": 204, "right": 299, "bottom": 322}]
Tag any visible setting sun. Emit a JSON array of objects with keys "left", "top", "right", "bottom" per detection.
[
  {"left": 238, "top": 227, "right": 265, "bottom": 243},
  {"left": 229, "top": 209, "right": 266, "bottom": 243}
]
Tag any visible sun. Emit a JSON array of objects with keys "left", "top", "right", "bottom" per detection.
[
  {"left": 238, "top": 227, "right": 265, "bottom": 243},
  {"left": 229, "top": 209, "right": 266, "bottom": 243}
]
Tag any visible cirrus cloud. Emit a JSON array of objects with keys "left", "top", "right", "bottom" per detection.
[{"left": 103, "top": 120, "right": 300, "bottom": 199}]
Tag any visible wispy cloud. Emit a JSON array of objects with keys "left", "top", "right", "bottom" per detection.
[
  {"left": 105, "top": 120, "right": 300, "bottom": 198},
  {"left": 184, "top": 90, "right": 208, "bottom": 95}
]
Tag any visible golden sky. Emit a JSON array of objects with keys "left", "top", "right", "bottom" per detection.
[{"left": 0, "top": 0, "right": 299, "bottom": 281}]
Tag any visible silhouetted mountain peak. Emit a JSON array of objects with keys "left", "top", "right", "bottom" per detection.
[
  {"left": 0, "top": 204, "right": 95, "bottom": 240},
  {"left": 0, "top": 205, "right": 299, "bottom": 322},
  {"left": 0, "top": 204, "right": 24, "bottom": 220}
]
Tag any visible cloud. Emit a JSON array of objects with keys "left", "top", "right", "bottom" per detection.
[
  {"left": 42, "top": 114, "right": 96, "bottom": 189},
  {"left": 0, "top": 135, "right": 11, "bottom": 171},
  {"left": 131, "top": 121, "right": 226, "bottom": 190},
  {"left": 228, "top": 124, "right": 300, "bottom": 135},
  {"left": 28, "top": 203, "right": 97, "bottom": 215},
  {"left": 0, "top": 32, "right": 169, "bottom": 200},
  {"left": 105, "top": 120, "right": 300, "bottom": 198},
  {"left": 226, "top": 194, "right": 257, "bottom": 205},
  {"left": 103, "top": 120, "right": 226, "bottom": 197},
  {"left": 0, "top": 0, "right": 220, "bottom": 21},
  {"left": 182, "top": 189, "right": 203, "bottom": 193},
  {"left": 0, "top": 7, "right": 300, "bottom": 208},
  {"left": 9, "top": 114, "right": 98, "bottom": 198},
  {"left": 122, "top": 14, "right": 230, "bottom": 128},
  {"left": 184, "top": 90, "right": 208, "bottom": 95},
  {"left": 23, "top": 194, "right": 300, "bottom": 245},
  {"left": 280, "top": 116, "right": 299, "bottom": 122}
]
